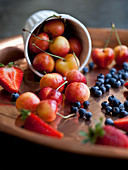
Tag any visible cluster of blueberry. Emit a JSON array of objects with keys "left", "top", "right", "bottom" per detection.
[
  {"left": 70, "top": 101, "right": 92, "bottom": 120},
  {"left": 101, "top": 95, "right": 128, "bottom": 118},
  {"left": 90, "top": 63, "right": 128, "bottom": 97}
]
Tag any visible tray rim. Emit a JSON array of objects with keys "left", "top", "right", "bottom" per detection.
[{"left": 1, "top": 28, "right": 128, "bottom": 159}]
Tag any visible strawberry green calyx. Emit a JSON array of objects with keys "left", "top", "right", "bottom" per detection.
[
  {"left": 79, "top": 118, "right": 105, "bottom": 144},
  {"left": 20, "top": 109, "right": 31, "bottom": 121}
]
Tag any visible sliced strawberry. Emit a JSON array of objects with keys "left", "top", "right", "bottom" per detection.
[
  {"left": 80, "top": 118, "right": 128, "bottom": 148},
  {"left": 114, "top": 117, "right": 128, "bottom": 132},
  {"left": 124, "top": 81, "right": 128, "bottom": 89},
  {"left": 21, "top": 110, "right": 63, "bottom": 138},
  {"left": 0, "top": 66, "right": 23, "bottom": 93}
]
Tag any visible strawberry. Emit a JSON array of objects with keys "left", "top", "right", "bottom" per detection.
[
  {"left": 124, "top": 81, "right": 128, "bottom": 89},
  {"left": 21, "top": 109, "right": 63, "bottom": 138},
  {"left": 0, "top": 63, "right": 23, "bottom": 93},
  {"left": 114, "top": 117, "right": 128, "bottom": 132},
  {"left": 80, "top": 118, "right": 128, "bottom": 148}
]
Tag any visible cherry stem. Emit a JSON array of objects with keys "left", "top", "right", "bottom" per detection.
[
  {"left": 73, "top": 51, "right": 80, "bottom": 71},
  {"left": 32, "top": 43, "right": 66, "bottom": 61},
  {"left": 103, "top": 25, "right": 114, "bottom": 51},
  {"left": 57, "top": 112, "right": 76, "bottom": 119},
  {"left": 56, "top": 80, "right": 68, "bottom": 91},
  {"left": 23, "top": 28, "right": 53, "bottom": 43},
  {"left": 112, "top": 23, "right": 122, "bottom": 47}
]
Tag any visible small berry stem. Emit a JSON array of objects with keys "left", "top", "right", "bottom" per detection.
[
  {"left": 32, "top": 43, "right": 66, "bottom": 61},
  {"left": 57, "top": 112, "right": 76, "bottom": 119},
  {"left": 23, "top": 28, "right": 53, "bottom": 43},
  {"left": 112, "top": 23, "right": 122, "bottom": 47},
  {"left": 56, "top": 81, "right": 68, "bottom": 91}
]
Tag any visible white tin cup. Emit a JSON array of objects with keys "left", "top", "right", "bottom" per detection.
[{"left": 22, "top": 10, "right": 92, "bottom": 77}]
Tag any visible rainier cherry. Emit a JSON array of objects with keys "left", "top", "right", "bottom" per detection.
[
  {"left": 68, "top": 37, "right": 82, "bottom": 56},
  {"left": 43, "top": 19, "right": 65, "bottom": 38},
  {"left": 33, "top": 52, "right": 55, "bottom": 73},
  {"left": 28, "top": 32, "right": 49, "bottom": 53}
]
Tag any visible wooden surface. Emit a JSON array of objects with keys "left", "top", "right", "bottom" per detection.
[{"left": 0, "top": 28, "right": 128, "bottom": 159}]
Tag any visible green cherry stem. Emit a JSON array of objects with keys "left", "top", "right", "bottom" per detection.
[
  {"left": 57, "top": 112, "right": 76, "bottom": 119},
  {"left": 103, "top": 25, "right": 114, "bottom": 51},
  {"left": 73, "top": 51, "right": 80, "bottom": 71},
  {"left": 112, "top": 23, "right": 122, "bottom": 47},
  {"left": 23, "top": 28, "right": 53, "bottom": 43},
  {"left": 32, "top": 43, "right": 66, "bottom": 61},
  {"left": 56, "top": 80, "right": 68, "bottom": 91}
]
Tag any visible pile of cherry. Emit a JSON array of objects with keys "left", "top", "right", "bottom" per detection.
[{"left": 25, "top": 18, "right": 82, "bottom": 77}]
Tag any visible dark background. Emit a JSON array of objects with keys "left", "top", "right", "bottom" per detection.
[
  {"left": 0, "top": 0, "right": 128, "bottom": 39},
  {"left": 0, "top": 0, "right": 128, "bottom": 165}
]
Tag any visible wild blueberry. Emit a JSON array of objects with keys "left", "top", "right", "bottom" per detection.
[
  {"left": 105, "top": 73, "right": 112, "bottom": 79},
  {"left": 97, "top": 73, "right": 104, "bottom": 79},
  {"left": 108, "top": 95, "right": 116, "bottom": 103},
  {"left": 100, "top": 86, "right": 106, "bottom": 94},
  {"left": 105, "top": 84, "right": 111, "bottom": 91},
  {"left": 119, "top": 110, "right": 128, "bottom": 118},
  {"left": 74, "top": 101, "right": 81, "bottom": 109},
  {"left": 90, "top": 86, "right": 99, "bottom": 94},
  {"left": 94, "top": 89, "right": 102, "bottom": 97},
  {"left": 83, "top": 67, "right": 89, "bottom": 74},
  {"left": 110, "top": 68, "right": 117, "bottom": 74},
  {"left": 101, "top": 101, "right": 109, "bottom": 109},
  {"left": 70, "top": 106, "right": 78, "bottom": 114},
  {"left": 11, "top": 92, "right": 19, "bottom": 102},
  {"left": 105, "top": 118, "right": 114, "bottom": 125},
  {"left": 88, "top": 62, "right": 94, "bottom": 70},
  {"left": 83, "top": 101, "right": 90, "bottom": 108},
  {"left": 95, "top": 81, "right": 102, "bottom": 87},
  {"left": 85, "top": 112, "right": 92, "bottom": 119},
  {"left": 112, "top": 107, "right": 120, "bottom": 116},
  {"left": 79, "top": 108, "right": 87, "bottom": 118},
  {"left": 105, "top": 105, "right": 112, "bottom": 114}
]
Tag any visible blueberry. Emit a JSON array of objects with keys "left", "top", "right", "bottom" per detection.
[
  {"left": 119, "top": 110, "right": 128, "bottom": 118},
  {"left": 119, "top": 103, "right": 124, "bottom": 110},
  {"left": 74, "top": 101, "right": 81, "bottom": 109},
  {"left": 90, "top": 86, "right": 99, "bottom": 94},
  {"left": 108, "top": 95, "right": 116, "bottom": 103},
  {"left": 101, "top": 101, "right": 109, "bottom": 109},
  {"left": 105, "top": 84, "right": 111, "bottom": 91},
  {"left": 85, "top": 112, "right": 92, "bottom": 119},
  {"left": 95, "top": 81, "right": 102, "bottom": 87},
  {"left": 112, "top": 98, "right": 120, "bottom": 107},
  {"left": 11, "top": 92, "right": 19, "bottom": 102},
  {"left": 105, "top": 118, "right": 114, "bottom": 125},
  {"left": 97, "top": 73, "right": 104, "bottom": 79},
  {"left": 120, "top": 79, "right": 125, "bottom": 86},
  {"left": 104, "top": 78, "right": 110, "bottom": 84},
  {"left": 112, "top": 74, "right": 118, "bottom": 80},
  {"left": 94, "top": 89, "right": 102, "bottom": 97},
  {"left": 70, "top": 106, "right": 78, "bottom": 114},
  {"left": 126, "top": 96, "right": 128, "bottom": 101},
  {"left": 122, "top": 72, "right": 128, "bottom": 80},
  {"left": 88, "top": 62, "right": 94, "bottom": 70},
  {"left": 124, "top": 101, "right": 128, "bottom": 111},
  {"left": 79, "top": 108, "right": 87, "bottom": 118},
  {"left": 110, "top": 68, "right": 117, "bottom": 74},
  {"left": 97, "top": 78, "right": 105, "bottom": 84},
  {"left": 109, "top": 77, "right": 116, "bottom": 85},
  {"left": 83, "top": 67, "right": 89, "bottom": 74},
  {"left": 105, "top": 73, "right": 112, "bottom": 79},
  {"left": 105, "top": 106, "right": 112, "bottom": 114},
  {"left": 100, "top": 86, "right": 106, "bottom": 94},
  {"left": 112, "top": 107, "right": 120, "bottom": 116},
  {"left": 123, "top": 62, "right": 128, "bottom": 70},
  {"left": 113, "top": 80, "right": 121, "bottom": 88},
  {"left": 83, "top": 101, "right": 90, "bottom": 108}
]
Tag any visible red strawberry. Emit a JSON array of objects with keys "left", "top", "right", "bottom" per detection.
[
  {"left": 21, "top": 109, "right": 63, "bottom": 138},
  {"left": 80, "top": 118, "right": 128, "bottom": 148},
  {"left": 0, "top": 63, "right": 23, "bottom": 93},
  {"left": 124, "top": 82, "right": 128, "bottom": 89},
  {"left": 114, "top": 117, "right": 128, "bottom": 132}
]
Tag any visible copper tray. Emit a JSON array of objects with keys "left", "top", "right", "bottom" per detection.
[{"left": 0, "top": 28, "right": 128, "bottom": 159}]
